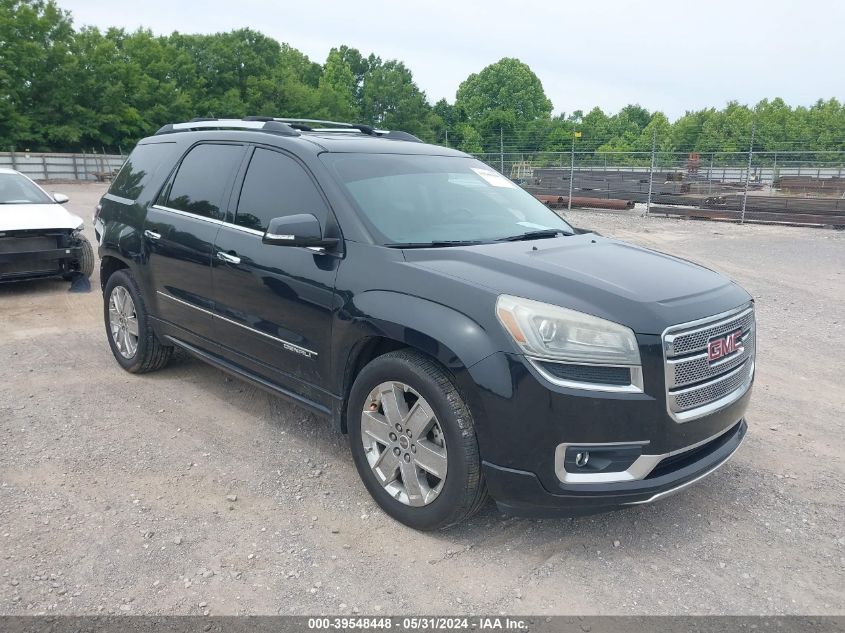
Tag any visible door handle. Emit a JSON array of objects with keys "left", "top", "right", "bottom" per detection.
[
  {"left": 216, "top": 251, "right": 241, "bottom": 265},
  {"left": 144, "top": 230, "right": 161, "bottom": 241}
]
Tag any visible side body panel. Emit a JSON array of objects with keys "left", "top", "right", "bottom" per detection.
[
  {"left": 211, "top": 225, "right": 341, "bottom": 409},
  {"left": 142, "top": 205, "right": 220, "bottom": 338}
]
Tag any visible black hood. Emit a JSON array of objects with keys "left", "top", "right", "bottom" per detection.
[{"left": 401, "top": 234, "right": 751, "bottom": 334}]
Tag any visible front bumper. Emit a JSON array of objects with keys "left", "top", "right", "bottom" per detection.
[
  {"left": 461, "top": 343, "right": 753, "bottom": 516},
  {"left": 0, "top": 230, "right": 81, "bottom": 282},
  {"left": 484, "top": 418, "right": 746, "bottom": 517}
]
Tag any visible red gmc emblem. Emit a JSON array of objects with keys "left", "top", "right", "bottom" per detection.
[{"left": 707, "top": 330, "right": 743, "bottom": 363}]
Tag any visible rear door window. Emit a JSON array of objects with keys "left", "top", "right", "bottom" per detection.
[
  {"left": 235, "top": 148, "right": 328, "bottom": 232},
  {"left": 164, "top": 144, "right": 245, "bottom": 219},
  {"left": 109, "top": 142, "right": 176, "bottom": 201}
]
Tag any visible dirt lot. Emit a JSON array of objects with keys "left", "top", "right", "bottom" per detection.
[{"left": 1, "top": 182, "right": 843, "bottom": 616}]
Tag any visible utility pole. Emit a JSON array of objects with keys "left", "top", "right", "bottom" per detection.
[
  {"left": 645, "top": 128, "right": 656, "bottom": 216},
  {"left": 499, "top": 127, "right": 504, "bottom": 174},
  {"left": 568, "top": 131, "right": 577, "bottom": 211},
  {"left": 444, "top": 129, "right": 449, "bottom": 147},
  {"left": 740, "top": 120, "right": 756, "bottom": 224}
]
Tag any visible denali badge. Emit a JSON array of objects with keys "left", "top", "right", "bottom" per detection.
[{"left": 707, "top": 330, "right": 743, "bottom": 363}]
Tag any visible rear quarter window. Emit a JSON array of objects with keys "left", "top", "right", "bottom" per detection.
[{"left": 109, "top": 142, "right": 176, "bottom": 201}]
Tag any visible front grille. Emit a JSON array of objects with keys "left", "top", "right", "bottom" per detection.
[
  {"left": 0, "top": 234, "right": 64, "bottom": 276},
  {"left": 667, "top": 309, "right": 755, "bottom": 356},
  {"left": 663, "top": 305, "right": 755, "bottom": 422},
  {"left": 0, "top": 235, "right": 58, "bottom": 253}
]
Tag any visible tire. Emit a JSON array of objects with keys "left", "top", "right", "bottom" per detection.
[
  {"left": 347, "top": 349, "right": 488, "bottom": 530},
  {"left": 76, "top": 235, "right": 95, "bottom": 278},
  {"left": 103, "top": 269, "right": 172, "bottom": 373}
]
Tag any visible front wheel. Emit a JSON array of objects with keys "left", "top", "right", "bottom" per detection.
[
  {"left": 63, "top": 235, "right": 95, "bottom": 280},
  {"left": 76, "top": 235, "right": 95, "bottom": 278},
  {"left": 348, "top": 350, "right": 488, "bottom": 530}
]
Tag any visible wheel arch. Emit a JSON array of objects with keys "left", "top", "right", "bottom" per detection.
[
  {"left": 99, "top": 254, "right": 131, "bottom": 291},
  {"left": 335, "top": 291, "right": 498, "bottom": 434}
]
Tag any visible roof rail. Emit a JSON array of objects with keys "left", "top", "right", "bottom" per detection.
[
  {"left": 274, "top": 118, "right": 354, "bottom": 128},
  {"left": 154, "top": 118, "right": 300, "bottom": 137},
  {"left": 153, "top": 117, "right": 423, "bottom": 143},
  {"left": 263, "top": 118, "right": 422, "bottom": 141}
]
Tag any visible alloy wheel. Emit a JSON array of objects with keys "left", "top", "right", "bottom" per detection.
[
  {"left": 360, "top": 381, "right": 448, "bottom": 507},
  {"left": 108, "top": 285, "right": 139, "bottom": 359}
]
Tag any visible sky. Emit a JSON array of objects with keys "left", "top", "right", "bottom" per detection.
[{"left": 56, "top": 0, "right": 845, "bottom": 121}]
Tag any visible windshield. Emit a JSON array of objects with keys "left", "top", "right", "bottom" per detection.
[
  {"left": 0, "top": 173, "right": 54, "bottom": 205},
  {"left": 321, "top": 154, "right": 573, "bottom": 245}
]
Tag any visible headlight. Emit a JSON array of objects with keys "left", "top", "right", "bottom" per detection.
[{"left": 496, "top": 295, "right": 641, "bottom": 366}]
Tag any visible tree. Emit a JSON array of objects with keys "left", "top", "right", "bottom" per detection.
[
  {"left": 2, "top": 2, "right": 843, "bottom": 155},
  {"left": 319, "top": 47, "right": 361, "bottom": 121},
  {"left": 0, "top": 0, "right": 80, "bottom": 150},
  {"left": 455, "top": 124, "right": 482, "bottom": 154},
  {"left": 455, "top": 58, "right": 552, "bottom": 123}
]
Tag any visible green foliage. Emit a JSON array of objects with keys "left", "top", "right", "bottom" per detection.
[
  {"left": 0, "top": 1, "right": 842, "bottom": 156},
  {"left": 455, "top": 57, "right": 552, "bottom": 122}
]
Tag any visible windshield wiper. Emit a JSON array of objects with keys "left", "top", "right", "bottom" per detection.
[
  {"left": 497, "top": 229, "right": 572, "bottom": 242},
  {"left": 383, "top": 240, "right": 487, "bottom": 249}
]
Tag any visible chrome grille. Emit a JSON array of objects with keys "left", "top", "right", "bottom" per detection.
[
  {"left": 672, "top": 362, "right": 754, "bottom": 411},
  {"left": 663, "top": 305, "right": 755, "bottom": 422},
  {"left": 668, "top": 331, "right": 754, "bottom": 388},
  {"left": 667, "top": 310, "right": 755, "bottom": 356}
]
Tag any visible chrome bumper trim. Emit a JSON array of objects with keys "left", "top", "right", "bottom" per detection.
[
  {"left": 554, "top": 419, "right": 741, "bottom": 484},
  {"left": 625, "top": 426, "right": 745, "bottom": 505}
]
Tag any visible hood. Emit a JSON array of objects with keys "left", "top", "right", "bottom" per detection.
[
  {"left": 0, "top": 203, "right": 84, "bottom": 232},
  {"left": 401, "top": 234, "right": 751, "bottom": 334}
]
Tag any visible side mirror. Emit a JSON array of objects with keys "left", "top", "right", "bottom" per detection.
[
  {"left": 262, "top": 213, "right": 338, "bottom": 249},
  {"left": 53, "top": 193, "right": 69, "bottom": 204}
]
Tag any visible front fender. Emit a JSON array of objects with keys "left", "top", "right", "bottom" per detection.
[
  {"left": 331, "top": 289, "right": 501, "bottom": 434},
  {"left": 346, "top": 290, "right": 497, "bottom": 371}
]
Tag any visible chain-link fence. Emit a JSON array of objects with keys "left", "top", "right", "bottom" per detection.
[{"left": 473, "top": 147, "right": 845, "bottom": 227}]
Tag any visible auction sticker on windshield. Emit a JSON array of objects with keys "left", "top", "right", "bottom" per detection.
[{"left": 471, "top": 167, "right": 517, "bottom": 188}]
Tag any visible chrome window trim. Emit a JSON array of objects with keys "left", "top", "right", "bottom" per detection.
[
  {"left": 527, "top": 357, "right": 644, "bottom": 394},
  {"left": 103, "top": 192, "right": 134, "bottom": 206},
  {"left": 555, "top": 419, "right": 742, "bottom": 484},
  {"left": 156, "top": 291, "right": 317, "bottom": 359},
  {"left": 150, "top": 204, "right": 264, "bottom": 237},
  {"left": 662, "top": 303, "right": 755, "bottom": 423}
]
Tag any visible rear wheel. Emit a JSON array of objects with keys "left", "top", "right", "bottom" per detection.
[
  {"left": 103, "top": 269, "right": 172, "bottom": 373},
  {"left": 348, "top": 350, "right": 487, "bottom": 530}
]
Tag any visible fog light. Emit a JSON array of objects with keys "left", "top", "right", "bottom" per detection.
[{"left": 563, "top": 444, "right": 643, "bottom": 475}]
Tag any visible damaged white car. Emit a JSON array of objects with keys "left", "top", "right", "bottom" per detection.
[{"left": 0, "top": 168, "right": 94, "bottom": 283}]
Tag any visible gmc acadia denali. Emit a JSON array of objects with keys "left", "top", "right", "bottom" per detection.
[{"left": 94, "top": 117, "right": 754, "bottom": 530}]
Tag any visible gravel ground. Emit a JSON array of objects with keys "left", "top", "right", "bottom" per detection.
[{"left": 1, "top": 183, "right": 843, "bottom": 616}]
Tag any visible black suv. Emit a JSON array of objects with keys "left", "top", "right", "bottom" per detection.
[{"left": 94, "top": 118, "right": 754, "bottom": 530}]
